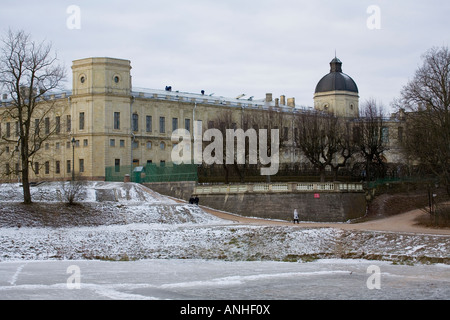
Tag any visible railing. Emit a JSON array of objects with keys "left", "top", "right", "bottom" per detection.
[{"left": 194, "top": 182, "right": 364, "bottom": 195}]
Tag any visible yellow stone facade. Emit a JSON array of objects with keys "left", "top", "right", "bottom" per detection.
[{"left": 0, "top": 57, "right": 405, "bottom": 182}]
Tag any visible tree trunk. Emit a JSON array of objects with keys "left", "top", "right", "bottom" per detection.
[{"left": 21, "top": 164, "right": 32, "bottom": 204}]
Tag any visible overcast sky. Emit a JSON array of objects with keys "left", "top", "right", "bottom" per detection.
[{"left": 1, "top": 0, "right": 449, "bottom": 111}]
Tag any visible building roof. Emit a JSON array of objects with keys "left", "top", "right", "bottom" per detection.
[{"left": 314, "top": 57, "right": 359, "bottom": 94}]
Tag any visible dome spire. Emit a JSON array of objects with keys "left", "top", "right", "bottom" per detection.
[{"left": 330, "top": 56, "right": 342, "bottom": 73}]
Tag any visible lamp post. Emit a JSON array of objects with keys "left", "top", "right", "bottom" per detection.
[{"left": 71, "top": 137, "right": 76, "bottom": 181}]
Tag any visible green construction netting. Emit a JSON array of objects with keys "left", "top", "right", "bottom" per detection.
[{"left": 105, "top": 163, "right": 198, "bottom": 183}]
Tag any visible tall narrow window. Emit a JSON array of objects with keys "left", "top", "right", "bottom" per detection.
[
  {"left": 66, "top": 115, "right": 71, "bottom": 132},
  {"left": 185, "top": 119, "right": 190, "bottom": 132},
  {"left": 67, "top": 160, "right": 71, "bottom": 174},
  {"left": 45, "top": 161, "right": 50, "bottom": 175},
  {"left": 159, "top": 117, "right": 165, "bottom": 133},
  {"left": 55, "top": 116, "right": 61, "bottom": 134},
  {"left": 132, "top": 113, "right": 139, "bottom": 132},
  {"left": 146, "top": 116, "right": 152, "bottom": 132},
  {"left": 35, "top": 119, "right": 40, "bottom": 135},
  {"left": 79, "top": 112, "right": 85, "bottom": 130},
  {"left": 381, "top": 127, "right": 389, "bottom": 143},
  {"left": 115, "top": 159, "right": 120, "bottom": 173},
  {"left": 6, "top": 122, "right": 10, "bottom": 137},
  {"left": 172, "top": 118, "right": 178, "bottom": 131},
  {"left": 55, "top": 161, "right": 60, "bottom": 174},
  {"left": 45, "top": 117, "right": 50, "bottom": 135},
  {"left": 79, "top": 159, "right": 84, "bottom": 173},
  {"left": 114, "top": 112, "right": 120, "bottom": 130},
  {"left": 398, "top": 127, "right": 403, "bottom": 143}
]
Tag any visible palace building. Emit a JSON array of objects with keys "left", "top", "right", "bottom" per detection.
[{"left": 0, "top": 56, "right": 406, "bottom": 182}]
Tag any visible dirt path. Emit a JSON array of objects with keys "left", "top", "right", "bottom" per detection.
[{"left": 169, "top": 196, "right": 450, "bottom": 235}]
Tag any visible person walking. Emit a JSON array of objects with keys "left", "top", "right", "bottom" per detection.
[{"left": 293, "top": 209, "right": 299, "bottom": 224}]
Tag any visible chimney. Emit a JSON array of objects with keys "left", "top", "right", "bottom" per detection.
[
  {"left": 275, "top": 98, "right": 279, "bottom": 107},
  {"left": 280, "top": 95, "right": 286, "bottom": 105},
  {"left": 287, "top": 98, "right": 295, "bottom": 107},
  {"left": 266, "top": 93, "right": 273, "bottom": 102}
]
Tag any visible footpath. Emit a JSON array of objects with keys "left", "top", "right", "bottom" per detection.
[{"left": 169, "top": 196, "right": 450, "bottom": 236}]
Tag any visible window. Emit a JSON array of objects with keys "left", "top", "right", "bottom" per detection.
[
  {"left": 132, "top": 113, "right": 139, "bottom": 132},
  {"left": 172, "top": 118, "right": 178, "bottom": 131},
  {"left": 45, "top": 117, "right": 50, "bottom": 135},
  {"left": 110, "top": 139, "right": 116, "bottom": 147},
  {"left": 34, "top": 119, "right": 40, "bottom": 135},
  {"left": 132, "top": 141, "right": 139, "bottom": 149},
  {"left": 79, "top": 159, "right": 84, "bottom": 173},
  {"left": 146, "top": 141, "right": 152, "bottom": 149},
  {"left": 55, "top": 116, "right": 61, "bottom": 134},
  {"left": 5, "top": 164, "right": 10, "bottom": 176},
  {"left": 66, "top": 115, "right": 71, "bottom": 132},
  {"left": 114, "top": 112, "right": 120, "bottom": 130},
  {"left": 67, "top": 160, "right": 71, "bottom": 174},
  {"left": 83, "top": 139, "right": 88, "bottom": 147},
  {"left": 115, "top": 159, "right": 120, "bottom": 172},
  {"left": 160, "top": 160, "right": 166, "bottom": 167},
  {"left": 45, "top": 143, "right": 49, "bottom": 150},
  {"left": 55, "top": 161, "right": 60, "bottom": 174},
  {"left": 283, "top": 127, "right": 289, "bottom": 141},
  {"left": 34, "top": 162, "right": 39, "bottom": 175},
  {"left": 185, "top": 119, "right": 190, "bottom": 132},
  {"left": 79, "top": 112, "right": 85, "bottom": 130},
  {"left": 159, "top": 117, "right": 165, "bottom": 133},
  {"left": 381, "top": 127, "right": 389, "bottom": 143},
  {"left": 398, "top": 127, "right": 404, "bottom": 143},
  {"left": 45, "top": 161, "right": 50, "bottom": 175},
  {"left": 6, "top": 122, "right": 11, "bottom": 137},
  {"left": 56, "top": 142, "right": 60, "bottom": 150},
  {"left": 146, "top": 116, "right": 152, "bottom": 132},
  {"left": 160, "top": 141, "right": 165, "bottom": 150},
  {"left": 120, "top": 139, "right": 125, "bottom": 147}
]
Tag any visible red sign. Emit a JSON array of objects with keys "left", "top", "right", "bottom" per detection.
[{"left": 314, "top": 193, "right": 320, "bottom": 199}]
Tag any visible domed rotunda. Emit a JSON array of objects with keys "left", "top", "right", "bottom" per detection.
[{"left": 314, "top": 57, "right": 359, "bottom": 118}]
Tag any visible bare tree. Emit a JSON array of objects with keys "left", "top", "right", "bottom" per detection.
[
  {"left": 293, "top": 111, "right": 355, "bottom": 182},
  {"left": 0, "top": 29, "right": 66, "bottom": 204},
  {"left": 355, "top": 98, "right": 389, "bottom": 182},
  {"left": 398, "top": 46, "right": 450, "bottom": 195}
]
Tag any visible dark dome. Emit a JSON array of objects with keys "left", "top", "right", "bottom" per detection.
[{"left": 315, "top": 58, "right": 359, "bottom": 94}]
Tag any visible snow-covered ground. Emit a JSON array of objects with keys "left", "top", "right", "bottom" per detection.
[
  {"left": 0, "top": 182, "right": 449, "bottom": 300},
  {"left": 1, "top": 259, "right": 449, "bottom": 300}
]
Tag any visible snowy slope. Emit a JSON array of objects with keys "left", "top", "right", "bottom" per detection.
[{"left": 0, "top": 182, "right": 449, "bottom": 264}]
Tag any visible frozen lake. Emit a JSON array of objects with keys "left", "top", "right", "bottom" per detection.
[{"left": 0, "top": 259, "right": 448, "bottom": 300}]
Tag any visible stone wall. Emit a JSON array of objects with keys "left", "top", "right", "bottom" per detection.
[
  {"left": 143, "top": 181, "right": 196, "bottom": 202},
  {"left": 197, "top": 192, "right": 366, "bottom": 222},
  {"left": 144, "top": 181, "right": 366, "bottom": 223}
]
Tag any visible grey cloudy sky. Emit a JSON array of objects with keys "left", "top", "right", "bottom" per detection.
[{"left": 1, "top": 0, "right": 449, "bottom": 111}]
